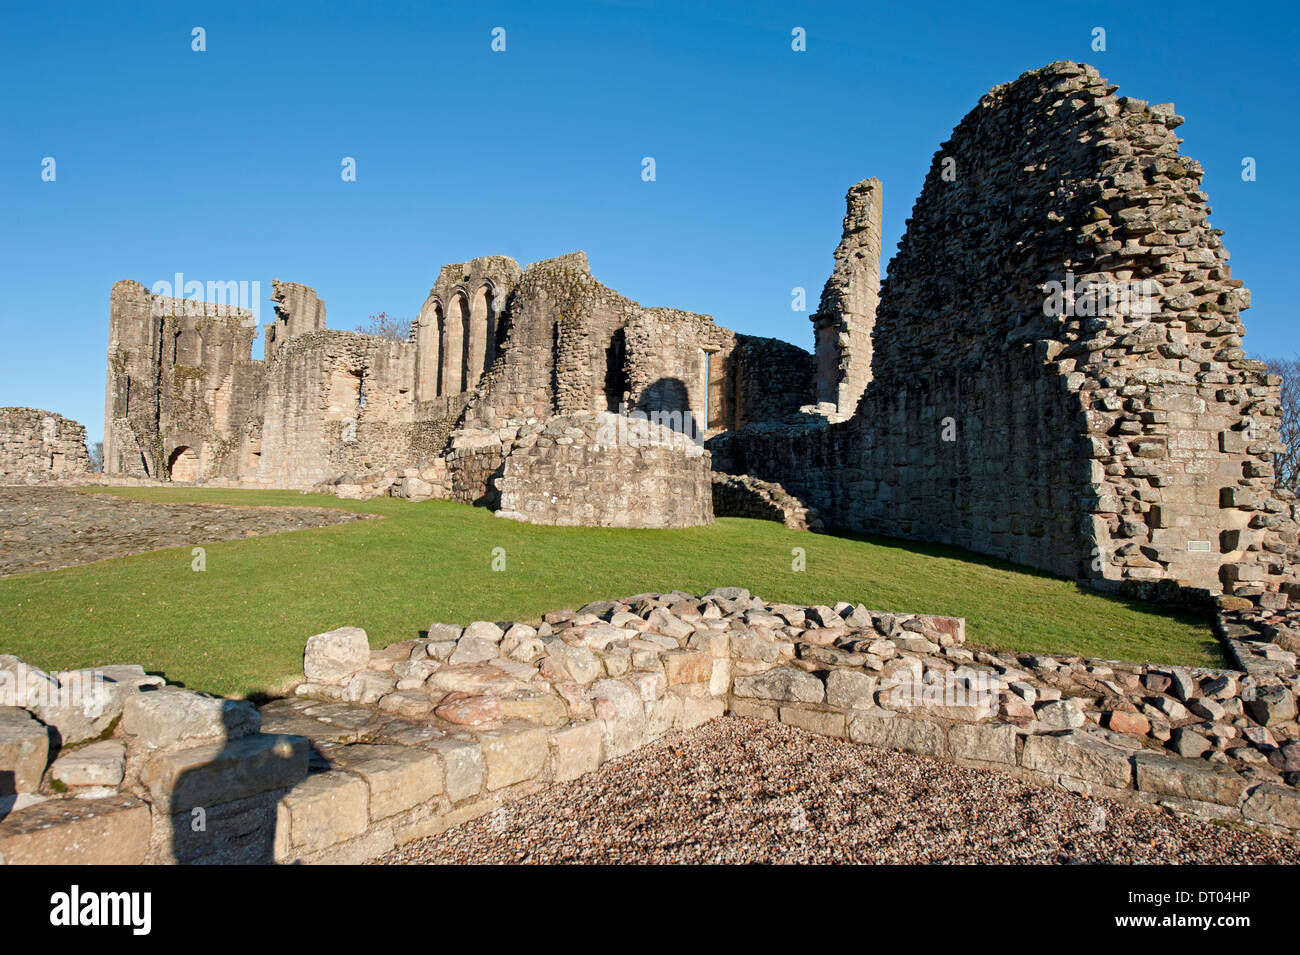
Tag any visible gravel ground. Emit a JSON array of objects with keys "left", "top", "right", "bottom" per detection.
[
  {"left": 379, "top": 717, "right": 1300, "bottom": 865},
  {"left": 0, "top": 486, "right": 367, "bottom": 576}
]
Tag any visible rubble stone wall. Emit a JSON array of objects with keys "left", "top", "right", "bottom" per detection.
[
  {"left": 712, "top": 61, "right": 1299, "bottom": 604},
  {"left": 0, "top": 409, "right": 91, "bottom": 482},
  {"left": 3, "top": 588, "right": 1296, "bottom": 864}
]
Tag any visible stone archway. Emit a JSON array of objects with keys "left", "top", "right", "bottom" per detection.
[{"left": 167, "top": 446, "right": 199, "bottom": 482}]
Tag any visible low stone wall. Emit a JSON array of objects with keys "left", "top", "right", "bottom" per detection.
[
  {"left": 495, "top": 412, "right": 714, "bottom": 528},
  {"left": 0, "top": 408, "right": 90, "bottom": 483},
  {"left": 2, "top": 589, "right": 1296, "bottom": 863},
  {"left": 711, "top": 472, "right": 822, "bottom": 530}
]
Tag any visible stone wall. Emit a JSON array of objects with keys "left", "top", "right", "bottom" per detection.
[
  {"left": 3, "top": 588, "right": 1296, "bottom": 864},
  {"left": 712, "top": 61, "right": 1300, "bottom": 606},
  {"left": 250, "top": 331, "right": 416, "bottom": 488},
  {"left": 495, "top": 412, "right": 714, "bottom": 528},
  {"left": 811, "top": 178, "right": 881, "bottom": 416},
  {"left": 105, "top": 280, "right": 263, "bottom": 480},
  {"left": 711, "top": 472, "right": 822, "bottom": 530},
  {"left": 0, "top": 409, "right": 90, "bottom": 482}
]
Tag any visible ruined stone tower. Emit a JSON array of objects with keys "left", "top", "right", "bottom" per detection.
[
  {"left": 713, "top": 61, "right": 1298, "bottom": 604},
  {"left": 811, "top": 178, "right": 881, "bottom": 416}
]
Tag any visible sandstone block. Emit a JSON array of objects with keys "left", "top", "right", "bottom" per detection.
[
  {"left": 779, "top": 706, "right": 846, "bottom": 738},
  {"left": 948, "top": 722, "right": 1017, "bottom": 765},
  {"left": 732, "top": 667, "right": 824, "bottom": 704},
  {"left": 122, "top": 687, "right": 259, "bottom": 748},
  {"left": 1133, "top": 752, "right": 1248, "bottom": 807},
  {"left": 550, "top": 720, "right": 603, "bottom": 781},
  {"left": 1242, "top": 784, "right": 1300, "bottom": 831},
  {"left": 275, "top": 771, "right": 369, "bottom": 857},
  {"left": 303, "top": 627, "right": 372, "bottom": 684},
  {"left": 0, "top": 706, "right": 49, "bottom": 795},
  {"left": 50, "top": 741, "right": 126, "bottom": 788},
  {"left": 428, "top": 738, "right": 484, "bottom": 802},
  {"left": 140, "top": 733, "right": 309, "bottom": 812},
  {"left": 825, "top": 669, "right": 879, "bottom": 709},
  {"left": 0, "top": 794, "right": 151, "bottom": 865},
  {"left": 662, "top": 650, "right": 712, "bottom": 685},
  {"left": 328, "top": 743, "right": 442, "bottom": 820},
  {"left": 478, "top": 725, "right": 549, "bottom": 790},
  {"left": 1021, "top": 731, "right": 1133, "bottom": 790},
  {"left": 848, "top": 712, "right": 943, "bottom": 756}
]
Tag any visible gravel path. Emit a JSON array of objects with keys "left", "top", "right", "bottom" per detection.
[
  {"left": 379, "top": 717, "right": 1300, "bottom": 865},
  {"left": 0, "top": 486, "right": 367, "bottom": 576}
]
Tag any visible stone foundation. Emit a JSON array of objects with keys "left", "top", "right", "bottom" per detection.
[{"left": 2, "top": 587, "right": 1297, "bottom": 863}]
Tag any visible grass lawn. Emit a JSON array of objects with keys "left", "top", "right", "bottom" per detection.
[{"left": 0, "top": 487, "right": 1221, "bottom": 698}]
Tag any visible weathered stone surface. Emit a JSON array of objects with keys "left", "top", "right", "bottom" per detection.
[
  {"left": 344, "top": 669, "right": 397, "bottom": 704},
  {"left": 586, "top": 679, "right": 647, "bottom": 760},
  {"left": 122, "top": 688, "right": 259, "bottom": 748},
  {"left": 1034, "top": 699, "right": 1086, "bottom": 730},
  {"left": 825, "top": 669, "right": 879, "bottom": 709},
  {"left": 140, "top": 733, "right": 309, "bottom": 811},
  {"left": 847, "top": 712, "right": 943, "bottom": 756},
  {"left": 948, "top": 722, "right": 1017, "bottom": 765},
  {"left": 1245, "top": 686, "right": 1297, "bottom": 726},
  {"left": 732, "top": 667, "right": 824, "bottom": 704},
  {"left": 1107, "top": 709, "right": 1151, "bottom": 736},
  {"left": 1241, "top": 783, "right": 1300, "bottom": 830},
  {"left": 428, "top": 739, "right": 484, "bottom": 803},
  {"left": 275, "top": 771, "right": 369, "bottom": 856},
  {"left": 50, "top": 741, "right": 126, "bottom": 788},
  {"left": 1021, "top": 731, "right": 1133, "bottom": 790},
  {"left": 327, "top": 744, "right": 442, "bottom": 820},
  {"left": 303, "top": 627, "right": 371, "bottom": 684},
  {"left": 477, "top": 725, "right": 549, "bottom": 790},
  {"left": 549, "top": 720, "right": 603, "bottom": 781},
  {"left": 779, "top": 706, "right": 846, "bottom": 738},
  {"left": 662, "top": 650, "right": 712, "bottom": 686},
  {"left": 0, "top": 707, "right": 48, "bottom": 795},
  {"left": 1134, "top": 752, "right": 1248, "bottom": 806},
  {"left": 0, "top": 794, "right": 150, "bottom": 865}
]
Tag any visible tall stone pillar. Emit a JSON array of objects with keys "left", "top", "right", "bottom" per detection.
[{"left": 810, "top": 178, "right": 882, "bottom": 417}]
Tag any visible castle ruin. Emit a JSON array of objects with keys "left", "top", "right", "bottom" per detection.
[{"left": 101, "top": 61, "right": 1298, "bottom": 605}]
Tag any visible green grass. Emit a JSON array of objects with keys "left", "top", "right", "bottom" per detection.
[{"left": 0, "top": 487, "right": 1221, "bottom": 698}]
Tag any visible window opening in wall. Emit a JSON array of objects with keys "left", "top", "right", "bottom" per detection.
[{"left": 702, "top": 349, "right": 711, "bottom": 434}]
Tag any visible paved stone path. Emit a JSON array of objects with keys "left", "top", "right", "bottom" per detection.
[
  {"left": 378, "top": 718, "right": 1300, "bottom": 865},
  {"left": 0, "top": 487, "right": 367, "bottom": 577}
]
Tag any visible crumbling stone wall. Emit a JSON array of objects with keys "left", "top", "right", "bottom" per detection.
[
  {"left": 251, "top": 331, "right": 416, "bottom": 488},
  {"left": 102, "top": 253, "right": 814, "bottom": 499},
  {"left": 811, "top": 178, "right": 881, "bottom": 416},
  {"left": 712, "top": 61, "right": 1299, "bottom": 604},
  {"left": 104, "top": 281, "right": 263, "bottom": 480},
  {"left": 0, "top": 409, "right": 90, "bottom": 482},
  {"left": 495, "top": 412, "right": 714, "bottom": 528}
]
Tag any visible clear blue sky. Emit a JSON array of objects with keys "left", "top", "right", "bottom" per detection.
[{"left": 2, "top": 0, "right": 1296, "bottom": 444}]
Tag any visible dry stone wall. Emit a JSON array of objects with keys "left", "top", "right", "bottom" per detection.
[
  {"left": 713, "top": 61, "right": 1299, "bottom": 607},
  {"left": 3, "top": 587, "right": 1297, "bottom": 864},
  {"left": 0, "top": 409, "right": 90, "bottom": 482}
]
